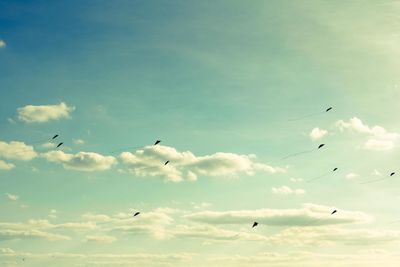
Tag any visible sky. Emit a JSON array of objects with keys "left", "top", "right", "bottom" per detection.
[{"left": 1, "top": 0, "right": 400, "bottom": 266}]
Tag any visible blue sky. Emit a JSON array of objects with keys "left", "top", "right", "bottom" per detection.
[{"left": 1, "top": 1, "right": 400, "bottom": 266}]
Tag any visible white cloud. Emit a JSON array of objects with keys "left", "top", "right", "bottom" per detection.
[
  {"left": 0, "top": 229, "right": 70, "bottom": 241},
  {"left": 0, "top": 249, "right": 193, "bottom": 266},
  {"left": 272, "top": 186, "right": 305, "bottom": 196},
  {"left": 40, "top": 142, "right": 56, "bottom": 149},
  {"left": 120, "top": 145, "right": 285, "bottom": 182},
  {"left": 373, "top": 169, "right": 383, "bottom": 177},
  {"left": 0, "top": 40, "right": 5, "bottom": 48},
  {"left": 270, "top": 227, "right": 400, "bottom": 246},
  {"left": 86, "top": 235, "right": 116, "bottom": 243},
  {"left": 42, "top": 151, "right": 116, "bottom": 171},
  {"left": 171, "top": 224, "right": 268, "bottom": 242},
  {"left": 309, "top": 127, "right": 328, "bottom": 140},
  {"left": 346, "top": 173, "right": 359, "bottom": 180},
  {"left": 17, "top": 102, "right": 75, "bottom": 123},
  {"left": 185, "top": 204, "right": 371, "bottom": 226},
  {"left": 73, "top": 139, "right": 85, "bottom": 145},
  {"left": 290, "top": 178, "right": 304, "bottom": 183},
  {"left": 336, "top": 117, "right": 400, "bottom": 151},
  {"left": 0, "top": 141, "right": 37, "bottom": 161},
  {"left": 0, "top": 160, "right": 14, "bottom": 170},
  {"left": 5, "top": 193, "right": 18, "bottom": 201}
]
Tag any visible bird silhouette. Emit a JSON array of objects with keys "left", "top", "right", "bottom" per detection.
[{"left": 252, "top": 222, "right": 258, "bottom": 228}]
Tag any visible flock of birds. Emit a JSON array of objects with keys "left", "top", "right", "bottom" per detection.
[
  {"left": 16, "top": 106, "right": 397, "bottom": 229},
  {"left": 8, "top": 105, "right": 398, "bottom": 265}
]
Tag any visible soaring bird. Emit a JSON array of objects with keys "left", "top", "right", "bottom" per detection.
[
  {"left": 390, "top": 172, "right": 395, "bottom": 176},
  {"left": 154, "top": 140, "right": 161, "bottom": 145},
  {"left": 133, "top": 212, "right": 140, "bottom": 217},
  {"left": 318, "top": 144, "right": 325, "bottom": 149},
  {"left": 252, "top": 222, "right": 258, "bottom": 228},
  {"left": 331, "top": 210, "right": 337, "bottom": 215},
  {"left": 164, "top": 161, "right": 170, "bottom": 165},
  {"left": 52, "top": 134, "right": 59, "bottom": 140},
  {"left": 56, "top": 142, "right": 63, "bottom": 148},
  {"left": 333, "top": 168, "right": 338, "bottom": 172},
  {"left": 326, "top": 107, "right": 333, "bottom": 112}
]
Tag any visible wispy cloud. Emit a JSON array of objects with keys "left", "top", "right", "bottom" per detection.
[
  {"left": 86, "top": 235, "right": 116, "bottom": 243},
  {"left": 5, "top": 193, "right": 19, "bottom": 201},
  {"left": 185, "top": 204, "right": 371, "bottom": 226},
  {"left": 272, "top": 186, "right": 305, "bottom": 196}
]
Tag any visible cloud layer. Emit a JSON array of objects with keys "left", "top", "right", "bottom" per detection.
[{"left": 185, "top": 204, "right": 371, "bottom": 226}]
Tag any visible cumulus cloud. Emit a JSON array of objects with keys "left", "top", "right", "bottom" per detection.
[
  {"left": 272, "top": 186, "right": 305, "bottom": 196},
  {"left": 0, "top": 141, "right": 37, "bottom": 161},
  {"left": 0, "top": 160, "right": 14, "bottom": 170},
  {"left": 42, "top": 151, "right": 116, "bottom": 171},
  {"left": 0, "top": 40, "right": 5, "bottom": 48},
  {"left": 5, "top": 193, "right": 18, "bottom": 201},
  {"left": 17, "top": 102, "right": 75, "bottom": 123},
  {"left": 309, "top": 127, "right": 328, "bottom": 140},
  {"left": 120, "top": 145, "right": 285, "bottom": 182},
  {"left": 336, "top": 117, "right": 400, "bottom": 151},
  {"left": 185, "top": 204, "right": 371, "bottom": 227}
]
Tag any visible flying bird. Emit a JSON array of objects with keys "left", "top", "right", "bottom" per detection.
[
  {"left": 154, "top": 140, "right": 161, "bottom": 145},
  {"left": 164, "top": 161, "right": 170, "bottom": 165},
  {"left": 133, "top": 212, "right": 140, "bottom": 217},
  {"left": 52, "top": 134, "right": 59, "bottom": 140},
  {"left": 252, "top": 222, "right": 258, "bottom": 228},
  {"left": 279, "top": 144, "right": 326, "bottom": 161},
  {"left": 289, "top": 107, "right": 333, "bottom": 121},
  {"left": 56, "top": 142, "right": 63, "bottom": 148},
  {"left": 331, "top": 210, "right": 337, "bottom": 215},
  {"left": 360, "top": 172, "right": 396, "bottom": 184},
  {"left": 306, "top": 167, "right": 338, "bottom": 183}
]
